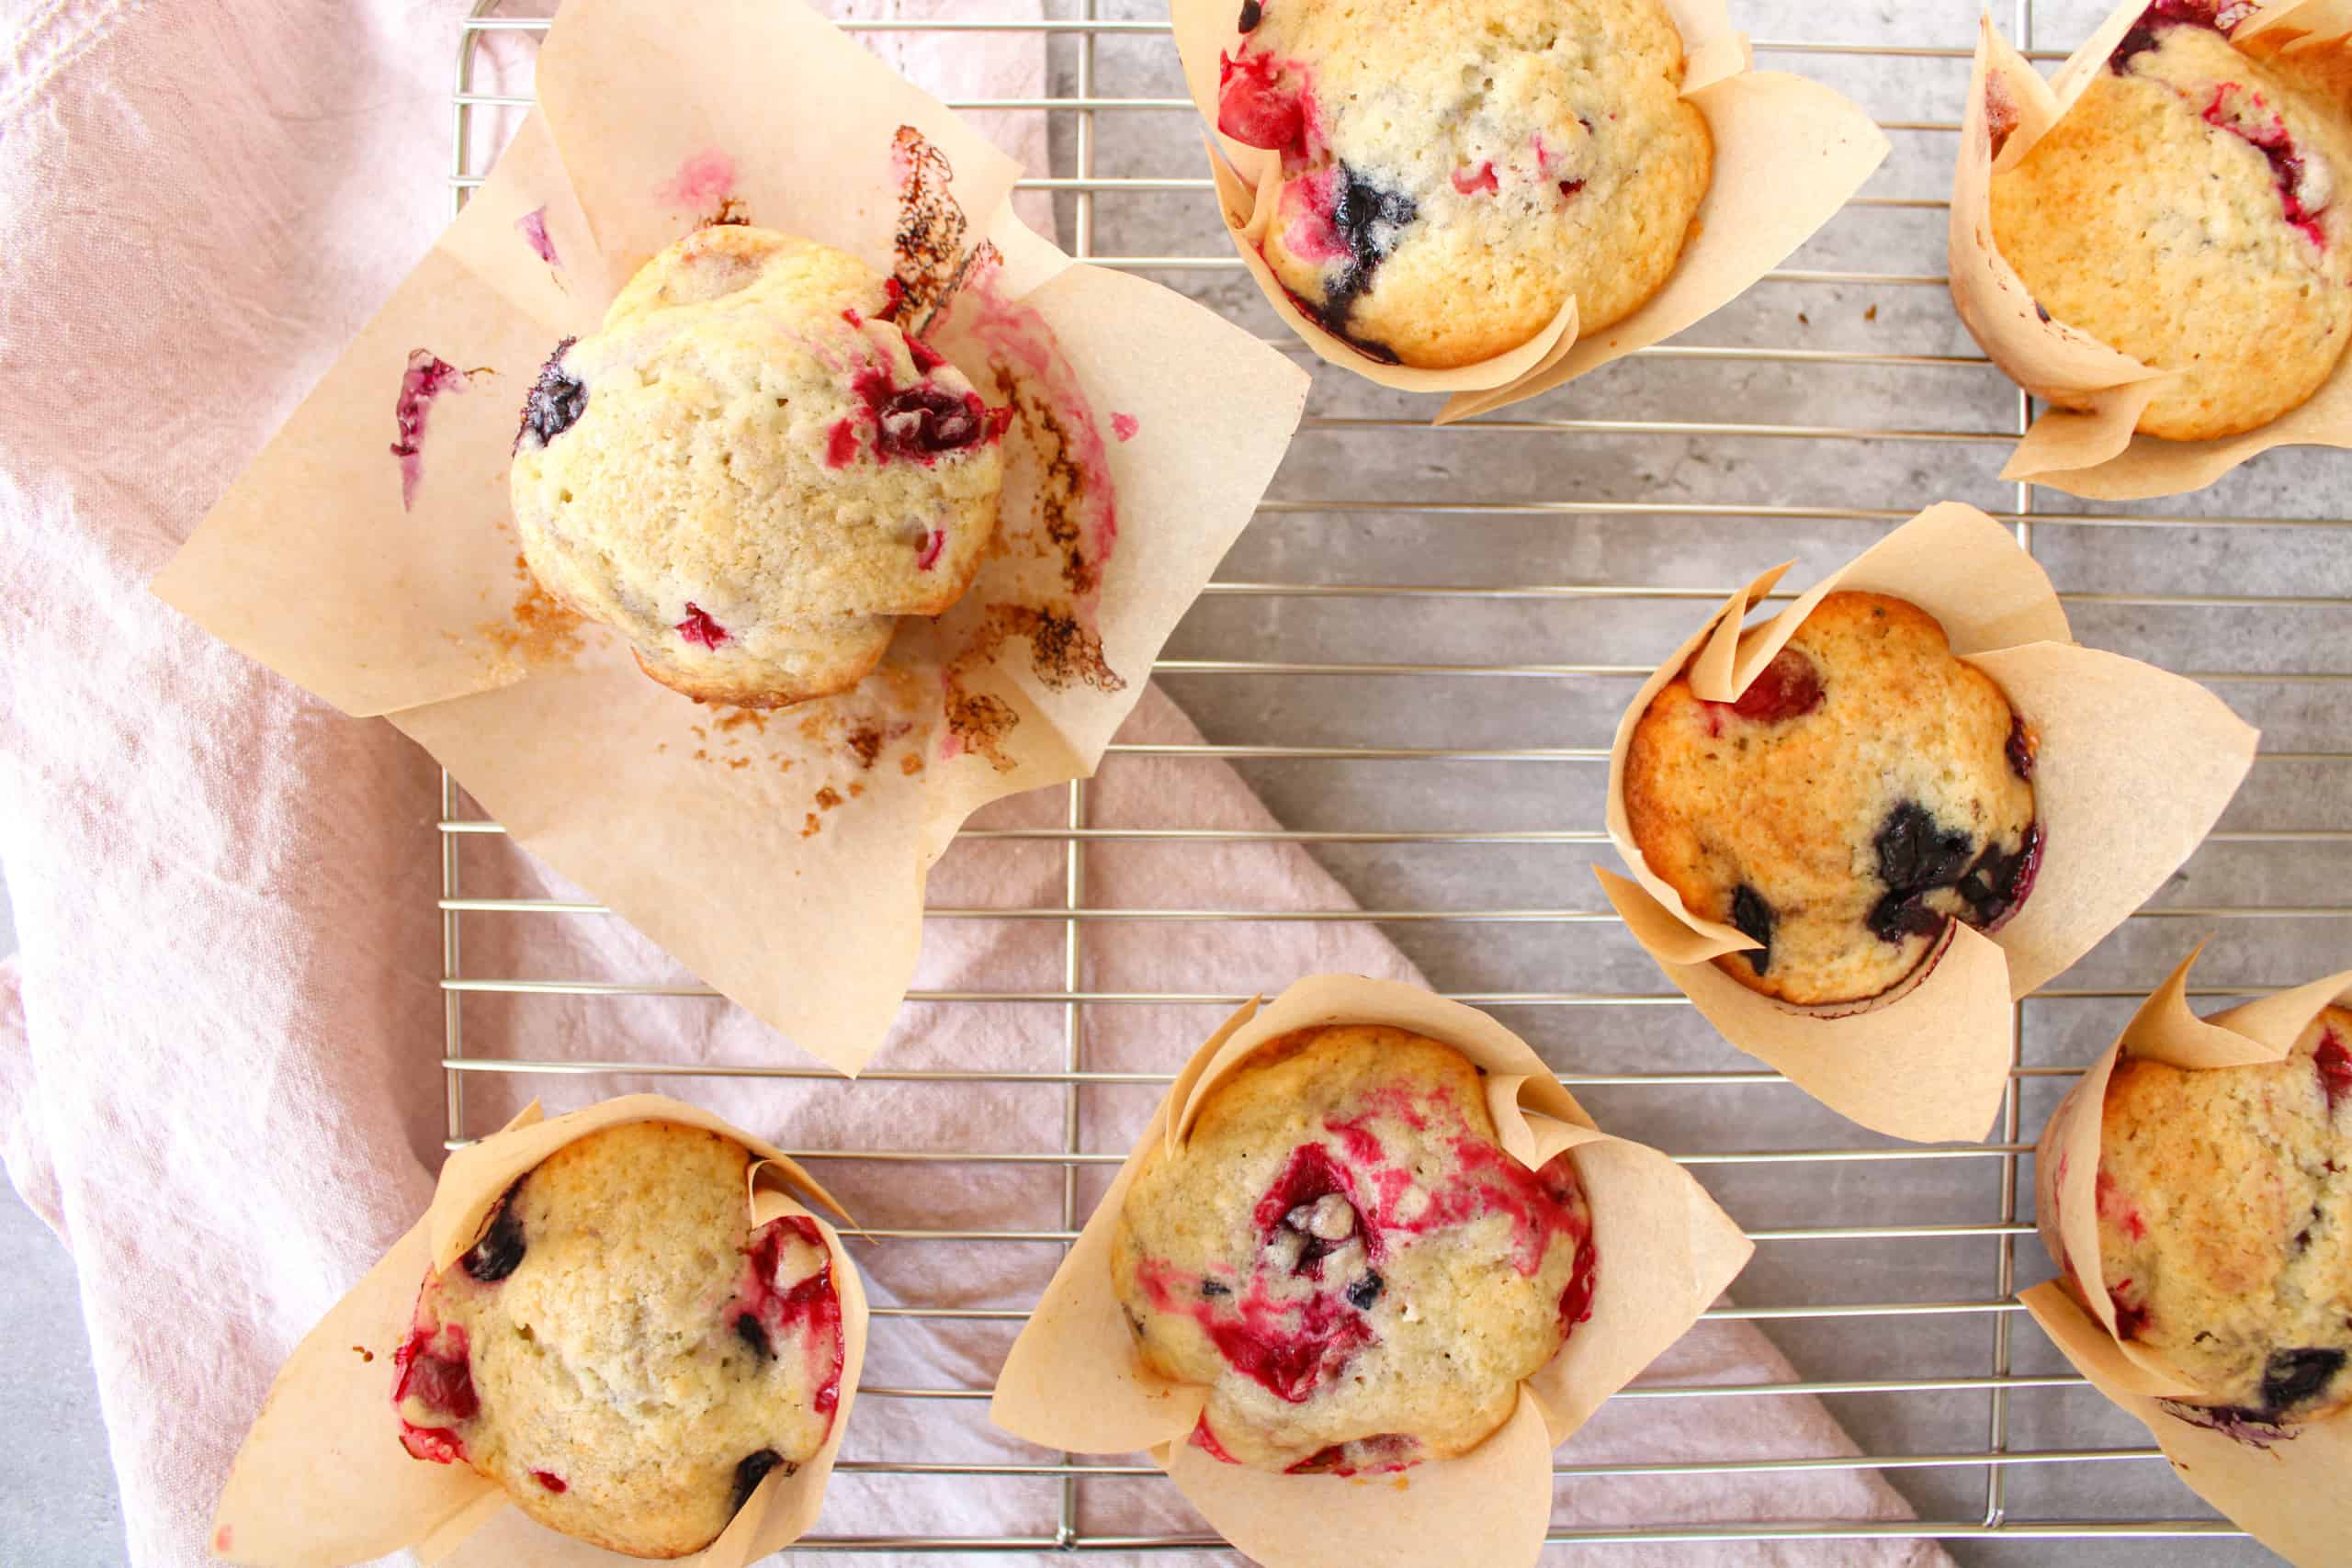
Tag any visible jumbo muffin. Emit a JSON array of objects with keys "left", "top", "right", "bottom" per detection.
[
  {"left": 1109, "top": 1024, "right": 1595, "bottom": 1473},
  {"left": 2093, "top": 1005, "right": 2352, "bottom": 1423},
  {"left": 1623, "top": 591, "right": 2041, "bottom": 1007},
  {"left": 508, "top": 225, "right": 1009, "bottom": 708},
  {"left": 392, "top": 1121, "right": 846, "bottom": 1559},
  {"left": 1216, "top": 0, "right": 1712, "bottom": 367},
  {"left": 1990, "top": 2, "right": 2352, "bottom": 440}
]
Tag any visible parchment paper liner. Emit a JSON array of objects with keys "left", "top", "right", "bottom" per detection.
[
  {"left": 2023, "top": 949, "right": 2352, "bottom": 1568},
  {"left": 989, "top": 975, "right": 1754, "bottom": 1568},
  {"left": 1169, "top": 0, "right": 1887, "bottom": 422},
  {"left": 148, "top": 0, "right": 1312, "bottom": 1077},
  {"left": 1951, "top": 0, "right": 2352, "bottom": 499},
  {"left": 1595, "top": 502, "right": 2258, "bottom": 1144},
  {"left": 210, "top": 1094, "right": 868, "bottom": 1568}
]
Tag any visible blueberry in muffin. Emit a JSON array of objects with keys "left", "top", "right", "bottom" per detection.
[
  {"left": 1623, "top": 591, "right": 2041, "bottom": 1007},
  {"left": 2094, "top": 1005, "right": 2352, "bottom": 1425},
  {"left": 391, "top": 1121, "right": 846, "bottom": 1559},
  {"left": 1991, "top": 0, "right": 2352, "bottom": 439},
  {"left": 1215, "top": 0, "right": 1711, "bottom": 367},
  {"left": 507, "top": 224, "right": 1010, "bottom": 708},
  {"left": 1109, "top": 1024, "right": 1595, "bottom": 1473}
]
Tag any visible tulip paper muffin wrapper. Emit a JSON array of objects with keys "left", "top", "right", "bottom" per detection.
[
  {"left": 1950, "top": 0, "right": 2352, "bottom": 499},
  {"left": 209, "top": 1094, "right": 869, "bottom": 1568},
  {"left": 1169, "top": 0, "right": 1887, "bottom": 420},
  {"left": 988, "top": 975, "right": 1754, "bottom": 1568},
  {"left": 149, "top": 0, "right": 1311, "bottom": 1078},
  {"left": 2024, "top": 950, "right": 2352, "bottom": 1568},
  {"left": 1595, "top": 502, "right": 2258, "bottom": 1144}
]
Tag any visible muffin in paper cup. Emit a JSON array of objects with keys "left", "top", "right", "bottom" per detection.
[
  {"left": 149, "top": 0, "right": 1310, "bottom": 1078},
  {"left": 1594, "top": 502, "right": 2257, "bottom": 1144},
  {"left": 2025, "top": 949, "right": 2352, "bottom": 1568},
  {"left": 989, "top": 976, "right": 1753, "bottom": 1568},
  {"left": 1169, "top": 0, "right": 1887, "bottom": 421},
  {"left": 1951, "top": 0, "right": 2352, "bottom": 499},
  {"left": 209, "top": 1096, "right": 866, "bottom": 1568}
]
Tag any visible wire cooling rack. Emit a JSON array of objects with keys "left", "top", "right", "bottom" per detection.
[{"left": 445, "top": 1, "right": 2351, "bottom": 1559}]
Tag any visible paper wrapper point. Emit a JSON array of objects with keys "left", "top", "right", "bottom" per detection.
[
  {"left": 1169, "top": 0, "right": 1886, "bottom": 420},
  {"left": 989, "top": 976, "right": 1753, "bottom": 1568},
  {"left": 1600, "top": 502, "right": 2257, "bottom": 1144},
  {"left": 2024, "top": 949, "right": 2352, "bottom": 1568}
]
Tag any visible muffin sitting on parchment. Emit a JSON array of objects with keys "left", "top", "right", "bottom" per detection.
[
  {"left": 2094, "top": 1004, "right": 2352, "bottom": 1424},
  {"left": 1990, "top": 3, "right": 2352, "bottom": 440},
  {"left": 508, "top": 225, "right": 1009, "bottom": 708},
  {"left": 1109, "top": 1024, "right": 1595, "bottom": 1473},
  {"left": 391, "top": 1120, "right": 846, "bottom": 1559},
  {"left": 1623, "top": 591, "right": 2041, "bottom": 1008},
  {"left": 1215, "top": 0, "right": 1712, "bottom": 367}
]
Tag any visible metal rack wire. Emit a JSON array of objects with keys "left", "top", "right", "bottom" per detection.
[{"left": 446, "top": 1, "right": 2350, "bottom": 1558}]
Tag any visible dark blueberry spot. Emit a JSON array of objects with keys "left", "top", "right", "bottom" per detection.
[
  {"left": 1346, "top": 1272, "right": 1385, "bottom": 1310},
  {"left": 730, "top": 1449, "right": 794, "bottom": 1513},
  {"left": 2033, "top": 300, "right": 2053, "bottom": 324},
  {"left": 2156, "top": 1398, "right": 2286, "bottom": 1448},
  {"left": 1951, "top": 821, "right": 2042, "bottom": 929},
  {"left": 2260, "top": 1347, "right": 2346, "bottom": 1415},
  {"left": 736, "top": 1312, "right": 772, "bottom": 1359},
  {"left": 460, "top": 1180, "right": 527, "bottom": 1282},
  {"left": 1558, "top": 177, "right": 1586, "bottom": 198},
  {"left": 514, "top": 338, "right": 586, "bottom": 451},
  {"left": 2110, "top": 20, "right": 2163, "bottom": 71},
  {"left": 2006, "top": 715, "right": 2035, "bottom": 780},
  {"left": 1867, "top": 801, "right": 1984, "bottom": 943},
  {"left": 1729, "top": 884, "right": 1775, "bottom": 976},
  {"left": 1200, "top": 1279, "right": 1232, "bottom": 1298},
  {"left": 1238, "top": 0, "right": 1261, "bottom": 29},
  {"left": 1287, "top": 164, "right": 1417, "bottom": 351},
  {"left": 878, "top": 386, "right": 983, "bottom": 457}
]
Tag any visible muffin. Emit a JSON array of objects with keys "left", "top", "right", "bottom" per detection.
[
  {"left": 1216, "top": 0, "right": 1712, "bottom": 367},
  {"left": 2094, "top": 1005, "right": 2352, "bottom": 1423},
  {"left": 1109, "top": 1024, "right": 1595, "bottom": 1473},
  {"left": 508, "top": 225, "right": 1009, "bottom": 708},
  {"left": 391, "top": 1121, "right": 846, "bottom": 1559},
  {"left": 1623, "top": 591, "right": 2041, "bottom": 1008},
  {"left": 1990, "top": 2, "right": 2352, "bottom": 440}
]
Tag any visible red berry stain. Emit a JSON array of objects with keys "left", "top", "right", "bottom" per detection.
[
  {"left": 1254, "top": 1143, "right": 1376, "bottom": 1277},
  {"left": 1451, "top": 162, "right": 1499, "bottom": 197},
  {"left": 2202, "top": 84, "right": 2330, "bottom": 247},
  {"left": 826, "top": 418, "right": 862, "bottom": 468},
  {"left": 2109, "top": 1280, "right": 2151, "bottom": 1339},
  {"left": 533, "top": 1470, "right": 568, "bottom": 1493},
  {"left": 1277, "top": 166, "right": 1351, "bottom": 265},
  {"left": 905, "top": 333, "right": 947, "bottom": 374},
  {"left": 514, "top": 206, "right": 560, "bottom": 268},
  {"left": 675, "top": 604, "right": 730, "bottom": 649},
  {"left": 915, "top": 529, "right": 947, "bottom": 571},
  {"left": 737, "top": 1214, "right": 846, "bottom": 1421},
  {"left": 1111, "top": 412, "right": 1139, "bottom": 442},
  {"left": 657, "top": 150, "right": 739, "bottom": 217},
  {"left": 1557, "top": 1226, "right": 1600, "bottom": 1331},
  {"left": 1137, "top": 1257, "right": 1374, "bottom": 1404},
  {"left": 1558, "top": 177, "right": 1587, "bottom": 198},
  {"left": 878, "top": 276, "right": 906, "bottom": 321},
  {"left": 1216, "top": 48, "right": 1320, "bottom": 167},
  {"left": 842, "top": 307, "right": 864, "bottom": 327},
  {"left": 1285, "top": 1432, "right": 1417, "bottom": 1476},
  {"left": 390, "top": 350, "right": 474, "bottom": 513},
  {"left": 391, "top": 1322, "right": 476, "bottom": 1463},
  {"left": 1704, "top": 648, "right": 1825, "bottom": 728},
  {"left": 842, "top": 364, "right": 1001, "bottom": 466},
  {"left": 1190, "top": 1414, "right": 1243, "bottom": 1464},
  {"left": 214, "top": 1526, "right": 233, "bottom": 1553},
  {"left": 2315, "top": 1028, "right": 2352, "bottom": 1114},
  {"left": 2096, "top": 1167, "right": 2148, "bottom": 1242}
]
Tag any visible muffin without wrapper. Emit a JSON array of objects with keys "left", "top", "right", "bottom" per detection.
[
  {"left": 392, "top": 1120, "right": 847, "bottom": 1560},
  {"left": 1214, "top": 0, "right": 1711, "bottom": 367},
  {"left": 509, "top": 225, "right": 1009, "bottom": 708}
]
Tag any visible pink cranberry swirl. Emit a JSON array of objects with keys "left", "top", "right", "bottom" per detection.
[{"left": 1110, "top": 1025, "right": 1595, "bottom": 1472}]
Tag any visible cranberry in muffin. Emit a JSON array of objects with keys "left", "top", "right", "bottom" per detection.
[
  {"left": 1990, "top": 1, "right": 2352, "bottom": 440},
  {"left": 393, "top": 1121, "right": 845, "bottom": 1559},
  {"left": 1216, "top": 0, "right": 1711, "bottom": 367},
  {"left": 1109, "top": 1025, "right": 1595, "bottom": 1473},
  {"left": 1623, "top": 591, "right": 2040, "bottom": 1007},
  {"left": 2095, "top": 1005, "right": 2352, "bottom": 1424}
]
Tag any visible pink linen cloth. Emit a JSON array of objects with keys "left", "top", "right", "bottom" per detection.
[{"left": 0, "top": 2, "right": 1948, "bottom": 1565}]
